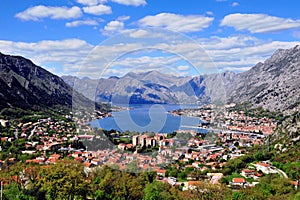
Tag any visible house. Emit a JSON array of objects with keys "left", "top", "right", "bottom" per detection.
[
  {"left": 78, "top": 135, "right": 94, "bottom": 140},
  {"left": 156, "top": 169, "right": 166, "bottom": 177},
  {"left": 192, "top": 162, "right": 201, "bottom": 169},
  {"left": 72, "top": 151, "right": 82, "bottom": 158},
  {"left": 291, "top": 180, "right": 299, "bottom": 190},
  {"left": 167, "top": 177, "right": 176, "bottom": 186},
  {"left": 146, "top": 138, "right": 156, "bottom": 147},
  {"left": 46, "top": 154, "right": 61, "bottom": 164},
  {"left": 132, "top": 135, "right": 139, "bottom": 146},
  {"left": 125, "top": 144, "right": 133, "bottom": 149},
  {"left": 154, "top": 134, "right": 164, "bottom": 141},
  {"left": 91, "top": 159, "right": 101, "bottom": 166},
  {"left": 182, "top": 181, "right": 202, "bottom": 191},
  {"left": 241, "top": 169, "right": 255, "bottom": 177},
  {"left": 44, "top": 142, "right": 61, "bottom": 152},
  {"left": 139, "top": 136, "right": 147, "bottom": 147},
  {"left": 231, "top": 178, "right": 246, "bottom": 188},
  {"left": 255, "top": 162, "right": 271, "bottom": 174},
  {"left": 118, "top": 143, "right": 127, "bottom": 150},
  {"left": 207, "top": 173, "right": 223, "bottom": 184}
]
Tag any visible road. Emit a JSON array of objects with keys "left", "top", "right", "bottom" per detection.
[{"left": 275, "top": 167, "right": 288, "bottom": 178}]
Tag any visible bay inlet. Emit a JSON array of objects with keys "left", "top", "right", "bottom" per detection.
[{"left": 89, "top": 104, "right": 208, "bottom": 134}]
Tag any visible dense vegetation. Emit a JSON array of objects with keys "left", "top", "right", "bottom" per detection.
[{"left": 1, "top": 158, "right": 299, "bottom": 200}]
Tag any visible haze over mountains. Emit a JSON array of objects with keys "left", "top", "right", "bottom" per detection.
[
  {"left": 0, "top": 45, "right": 299, "bottom": 114},
  {"left": 62, "top": 45, "right": 300, "bottom": 113}
]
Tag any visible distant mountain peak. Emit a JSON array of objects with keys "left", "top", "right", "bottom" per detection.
[{"left": 58, "top": 45, "right": 300, "bottom": 113}]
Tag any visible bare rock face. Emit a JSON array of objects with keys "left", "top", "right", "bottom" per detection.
[
  {"left": 0, "top": 52, "right": 93, "bottom": 112},
  {"left": 228, "top": 45, "right": 300, "bottom": 113}
]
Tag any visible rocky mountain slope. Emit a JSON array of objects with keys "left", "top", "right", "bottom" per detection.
[
  {"left": 62, "top": 45, "right": 300, "bottom": 113},
  {"left": 62, "top": 71, "right": 192, "bottom": 104},
  {"left": 229, "top": 45, "right": 300, "bottom": 113},
  {"left": 0, "top": 52, "right": 94, "bottom": 113}
]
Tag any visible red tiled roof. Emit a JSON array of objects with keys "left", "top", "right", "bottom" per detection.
[
  {"left": 156, "top": 169, "right": 166, "bottom": 173},
  {"left": 257, "top": 162, "right": 270, "bottom": 167},
  {"left": 242, "top": 169, "right": 255, "bottom": 173},
  {"left": 233, "top": 178, "right": 245, "bottom": 183},
  {"left": 291, "top": 180, "right": 298, "bottom": 186}
]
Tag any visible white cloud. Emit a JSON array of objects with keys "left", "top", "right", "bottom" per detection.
[
  {"left": 66, "top": 19, "right": 99, "bottom": 27},
  {"left": 138, "top": 13, "right": 214, "bottom": 32},
  {"left": 232, "top": 2, "right": 239, "bottom": 7},
  {"left": 0, "top": 33, "right": 299, "bottom": 78},
  {"left": 76, "top": 0, "right": 107, "bottom": 6},
  {"left": 206, "top": 11, "right": 214, "bottom": 16},
  {"left": 104, "top": 20, "right": 124, "bottom": 32},
  {"left": 15, "top": 5, "right": 82, "bottom": 21},
  {"left": 0, "top": 39, "right": 93, "bottom": 76},
  {"left": 177, "top": 65, "right": 190, "bottom": 71},
  {"left": 111, "top": 0, "right": 146, "bottom": 6},
  {"left": 221, "top": 13, "right": 300, "bottom": 33},
  {"left": 83, "top": 4, "right": 112, "bottom": 15},
  {"left": 77, "top": 0, "right": 146, "bottom": 6},
  {"left": 117, "top": 15, "right": 130, "bottom": 21},
  {"left": 129, "top": 30, "right": 149, "bottom": 38}
]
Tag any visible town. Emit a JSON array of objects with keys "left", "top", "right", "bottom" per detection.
[{"left": 1, "top": 103, "right": 297, "bottom": 195}]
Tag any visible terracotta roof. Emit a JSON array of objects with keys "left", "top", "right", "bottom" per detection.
[
  {"left": 242, "top": 169, "right": 255, "bottom": 173},
  {"left": 232, "top": 178, "right": 245, "bottom": 183},
  {"left": 156, "top": 169, "right": 166, "bottom": 173},
  {"left": 291, "top": 180, "right": 299, "bottom": 186},
  {"left": 257, "top": 162, "right": 270, "bottom": 167}
]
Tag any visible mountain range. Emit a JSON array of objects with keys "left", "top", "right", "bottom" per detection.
[
  {"left": 62, "top": 45, "right": 300, "bottom": 113},
  {"left": 0, "top": 45, "right": 299, "bottom": 115}
]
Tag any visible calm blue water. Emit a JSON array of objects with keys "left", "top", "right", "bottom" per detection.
[{"left": 89, "top": 104, "right": 207, "bottom": 133}]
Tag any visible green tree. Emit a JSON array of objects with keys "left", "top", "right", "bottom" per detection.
[
  {"left": 37, "top": 159, "right": 88, "bottom": 200},
  {"left": 3, "top": 182, "right": 35, "bottom": 200},
  {"left": 143, "top": 181, "right": 174, "bottom": 200}
]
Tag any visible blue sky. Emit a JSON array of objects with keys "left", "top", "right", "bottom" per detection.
[{"left": 1, "top": 0, "right": 300, "bottom": 78}]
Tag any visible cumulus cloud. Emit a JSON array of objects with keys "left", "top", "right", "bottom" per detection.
[
  {"left": 102, "top": 20, "right": 124, "bottom": 34},
  {"left": 83, "top": 4, "right": 112, "bottom": 15},
  {"left": 15, "top": 5, "right": 82, "bottom": 21},
  {"left": 129, "top": 30, "right": 150, "bottom": 38},
  {"left": 66, "top": 19, "right": 99, "bottom": 27},
  {"left": 76, "top": 0, "right": 107, "bottom": 6},
  {"left": 221, "top": 13, "right": 300, "bottom": 33},
  {"left": 111, "top": 0, "right": 146, "bottom": 6},
  {"left": 138, "top": 13, "right": 214, "bottom": 32},
  {"left": 0, "top": 34, "right": 299, "bottom": 78}
]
